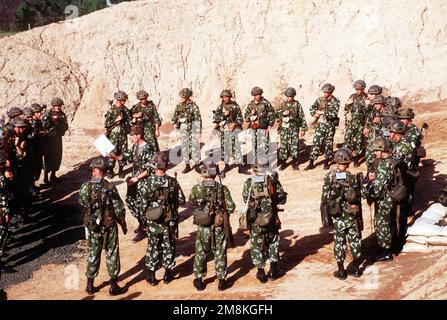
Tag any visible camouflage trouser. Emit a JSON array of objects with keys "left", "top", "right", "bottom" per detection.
[
  {"left": 250, "top": 224, "right": 279, "bottom": 269},
  {"left": 179, "top": 126, "right": 201, "bottom": 163},
  {"left": 193, "top": 225, "right": 227, "bottom": 280},
  {"left": 374, "top": 196, "right": 393, "bottom": 250},
  {"left": 365, "top": 142, "right": 375, "bottom": 172},
  {"left": 145, "top": 221, "right": 175, "bottom": 271},
  {"left": 278, "top": 126, "right": 300, "bottom": 160},
  {"left": 332, "top": 217, "right": 361, "bottom": 263},
  {"left": 390, "top": 201, "right": 409, "bottom": 249},
  {"left": 310, "top": 122, "right": 336, "bottom": 160},
  {"left": 344, "top": 119, "right": 364, "bottom": 156},
  {"left": 125, "top": 178, "right": 148, "bottom": 225},
  {"left": 248, "top": 128, "right": 270, "bottom": 163},
  {"left": 85, "top": 225, "right": 120, "bottom": 279},
  {"left": 219, "top": 130, "right": 243, "bottom": 164},
  {"left": 108, "top": 132, "right": 128, "bottom": 171},
  {"left": 0, "top": 225, "right": 8, "bottom": 257},
  {"left": 143, "top": 126, "right": 160, "bottom": 154}
]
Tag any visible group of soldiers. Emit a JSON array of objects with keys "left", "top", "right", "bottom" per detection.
[{"left": 0, "top": 98, "right": 69, "bottom": 296}]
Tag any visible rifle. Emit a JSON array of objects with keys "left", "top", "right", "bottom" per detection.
[
  {"left": 105, "top": 100, "right": 127, "bottom": 136},
  {"left": 174, "top": 172, "right": 179, "bottom": 239},
  {"left": 356, "top": 172, "right": 364, "bottom": 238},
  {"left": 218, "top": 174, "right": 235, "bottom": 248}
]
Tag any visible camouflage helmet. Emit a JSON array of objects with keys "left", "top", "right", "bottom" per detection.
[
  {"left": 129, "top": 125, "right": 143, "bottom": 136},
  {"left": 397, "top": 108, "right": 415, "bottom": 120},
  {"left": 22, "top": 107, "right": 33, "bottom": 118},
  {"left": 0, "top": 150, "right": 8, "bottom": 164},
  {"left": 136, "top": 90, "right": 149, "bottom": 100},
  {"left": 382, "top": 105, "right": 396, "bottom": 117},
  {"left": 367, "top": 85, "right": 382, "bottom": 95},
  {"left": 390, "top": 120, "right": 405, "bottom": 134},
  {"left": 251, "top": 86, "right": 263, "bottom": 96},
  {"left": 12, "top": 118, "right": 27, "bottom": 128},
  {"left": 220, "top": 89, "right": 233, "bottom": 98},
  {"left": 51, "top": 97, "right": 64, "bottom": 106},
  {"left": 372, "top": 95, "right": 386, "bottom": 105},
  {"left": 200, "top": 163, "right": 219, "bottom": 178},
  {"left": 179, "top": 88, "right": 193, "bottom": 98},
  {"left": 30, "top": 103, "right": 43, "bottom": 113},
  {"left": 353, "top": 80, "right": 366, "bottom": 90},
  {"left": 7, "top": 107, "right": 23, "bottom": 119},
  {"left": 386, "top": 96, "right": 402, "bottom": 109},
  {"left": 152, "top": 152, "right": 168, "bottom": 170},
  {"left": 322, "top": 83, "right": 335, "bottom": 93},
  {"left": 90, "top": 158, "right": 106, "bottom": 170},
  {"left": 372, "top": 137, "right": 392, "bottom": 152},
  {"left": 114, "top": 91, "right": 128, "bottom": 100},
  {"left": 1, "top": 126, "right": 15, "bottom": 139},
  {"left": 284, "top": 87, "right": 297, "bottom": 97},
  {"left": 334, "top": 148, "right": 352, "bottom": 164}
]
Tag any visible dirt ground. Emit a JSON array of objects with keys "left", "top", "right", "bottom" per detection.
[{"left": 2, "top": 100, "right": 447, "bottom": 300}]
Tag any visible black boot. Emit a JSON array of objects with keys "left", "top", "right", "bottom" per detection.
[
  {"left": 278, "top": 159, "right": 287, "bottom": 171},
  {"left": 132, "top": 227, "right": 146, "bottom": 243},
  {"left": 347, "top": 259, "right": 361, "bottom": 278},
  {"left": 222, "top": 164, "right": 230, "bottom": 174},
  {"left": 193, "top": 278, "right": 205, "bottom": 291},
  {"left": 109, "top": 278, "right": 127, "bottom": 296},
  {"left": 238, "top": 165, "right": 249, "bottom": 175},
  {"left": 182, "top": 163, "right": 192, "bottom": 174},
  {"left": 118, "top": 166, "right": 125, "bottom": 179},
  {"left": 146, "top": 270, "right": 157, "bottom": 286},
  {"left": 376, "top": 249, "right": 393, "bottom": 262},
  {"left": 43, "top": 171, "right": 50, "bottom": 184},
  {"left": 268, "top": 262, "right": 281, "bottom": 280},
  {"left": 256, "top": 268, "right": 268, "bottom": 283},
  {"left": 163, "top": 269, "right": 173, "bottom": 284},
  {"left": 323, "top": 159, "right": 330, "bottom": 170},
  {"left": 333, "top": 262, "right": 347, "bottom": 280},
  {"left": 85, "top": 278, "right": 95, "bottom": 295},
  {"left": 292, "top": 158, "right": 299, "bottom": 171},
  {"left": 304, "top": 159, "right": 315, "bottom": 171},
  {"left": 218, "top": 279, "right": 227, "bottom": 291}
]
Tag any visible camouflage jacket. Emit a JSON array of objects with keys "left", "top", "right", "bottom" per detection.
[
  {"left": 244, "top": 98, "right": 276, "bottom": 128},
  {"left": 404, "top": 123, "right": 421, "bottom": 149},
  {"left": 392, "top": 138, "right": 413, "bottom": 169},
  {"left": 276, "top": 100, "right": 308, "bottom": 131},
  {"left": 130, "top": 101, "right": 161, "bottom": 127},
  {"left": 345, "top": 92, "right": 368, "bottom": 124},
  {"left": 79, "top": 178, "right": 126, "bottom": 225},
  {"left": 369, "top": 157, "right": 395, "bottom": 198},
  {"left": 242, "top": 174, "right": 287, "bottom": 214},
  {"left": 104, "top": 105, "right": 131, "bottom": 135},
  {"left": 121, "top": 141, "right": 154, "bottom": 176},
  {"left": 309, "top": 96, "right": 340, "bottom": 123},
  {"left": 366, "top": 121, "right": 385, "bottom": 143},
  {"left": 42, "top": 109, "right": 69, "bottom": 137},
  {"left": 189, "top": 181, "right": 235, "bottom": 216},
  {"left": 213, "top": 101, "right": 243, "bottom": 130},
  {"left": 0, "top": 174, "right": 9, "bottom": 219},
  {"left": 171, "top": 101, "right": 202, "bottom": 133},
  {"left": 140, "top": 174, "right": 185, "bottom": 221}
]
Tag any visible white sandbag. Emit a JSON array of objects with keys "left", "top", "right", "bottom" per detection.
[
  {"left": 412, "top": 216, "right": 438, "bottom": 226},
  {"left": 427, "top": 203, "right": 447, "bottom": 218},
  {"left": 406, "top": 235, "right": 429, "bottom": 245},
  {"left": 441, "top": 226, "right": 447, "bottom": 237},
  {"left": 426, "top": 236, "right": 447, "bottom": 246},
  {"left": 407, "top": 224, "right": 443, "bottom": 237},
  {"left": 402, "top": 242, "right": 430, "bottom": 253},
  {"left": 421, "top": 210, "right": 444, "bottom": 223}
]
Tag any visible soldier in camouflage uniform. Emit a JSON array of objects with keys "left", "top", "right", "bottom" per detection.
[
  {"left": 139, "top": 152, "right": 185, "bottom": 286},
  {"left": 79, "top": 158, "right": 128, "bottom": 296},
  {"left": 171, "top": 88, "right": 202, "bottom": 174},
  {"left": 26, "top": 104, "right": 46, "bottom": 191},
  {"left": 130, "top": 90, "right": 162, "bottom": 154},
  {"left": 364, "top": 85, "right": 383, "bottom": 120},
  {"left": 276, "top": 87, "right": 308, "bottom": 171},
  {"left": 244, "top": 87, "right": 276, "bottom": 164},
  {"left": 343, "top": 80, "right": 368, "bottom": 167},
  {"left": 109, "top": 125, "right": 154, "bottom": 243},
  {"left": 42, "top": 97, "right": 69, "bottom": 183},
  {"left": 305, "top": 83, "right": 340, "bottom": 170},
  {"left": 321, "top": 148, "right": 362, "bottom": 279},
  {"left": 212, "top": 90, "right": 246, "bottom": 174},
  {"left": 364, "top": 96, "right": 387, "bottom": 172},
  {"left": 104, "top": 91, "right": 131, "bottom": 179},
  {"left": 364, "top": 137, "right": 395, "bottom": 262},
  {"left": 5, "top": 107, "right": 23, "bottom": 125},
  {"left": 242, "top": 163, "right": 287, "bottom": 283},
  {"left": 189, "top": 163, "right": 235, "bottom": 291}
]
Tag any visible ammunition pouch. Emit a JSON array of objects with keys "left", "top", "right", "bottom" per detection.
[
  {"left": 416, "top": 146, "right": 426, "bottom": 158},
  {"left": 103, "top": 208, "right": 115, "bottom": 228},
  {"left": 388, "top": 184, "right": 407, "bottom": 203},
  {"left": 327, "top": 199, "right": 342, "bottom": 217},
  {"left": 84, "top": 213, "right": 100, "bottom": 233},
  {"left": 145, "top": 205, "right": 165, "bottom": 222},
  {"left": 254, "top": 211, "right": 273, "bottom": 227},
  {"left": 193, "top": 209, "right": 213, "bottom": 227},
  {"left": 344, "top": 187, "right": 358, "bottom": 204}
]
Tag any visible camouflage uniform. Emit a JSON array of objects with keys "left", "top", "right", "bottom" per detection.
[
  {"left": 189, "top": 181, "right": 235, "bottom": 280},
  {"left": 365, "top": 121, "right": 384, "bottom": 171},
  {"left": 276, "top": 100, "right": 308, "bottom": 161},
  {"left": 104, "top": 104, "right": 131, "bottom": 172},
  {"left": 79, "top": 177, "right": 126, "bottom": 280},
  {"left": 171, "top": 101, "right": 202, "bottom": 164},
  {"left": 0, "top": 173, "right": 10, "bottom": 257},
  {"left": 344, "top": 93, "right": 368, "bottom": 156},
  {"left": 28, "top": 116, "right": 45, "bottom": 182},
  {"left": 242, "top": 173, "right": 287, "bottom": 269},
  {"left": 130, "top": 101, "right": 162, "bottom": 153},
  {"left": 140, "top": 174, "right": 185, "bottom": 271},
  {"left": 42, "top": 108, "right": 68, "bottom": 172},
  {"left": 309, "top": 96, "right": 340, "bottom": 161},
  {"left": 321, "top": 169, "right": 362, "bottom": 263},
  {"left": 244, "top": 99, "right": 276, "bottom": 163},
  {"left": 404, "top": 124, "right": 421, "bottom": 149},
  {"left": 213, "top": 101, "right": 244, "bottom": 164}
]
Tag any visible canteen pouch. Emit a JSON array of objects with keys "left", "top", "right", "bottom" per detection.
[
  {"left": 254, "top": 211, "right": 273, "bottom": 227},
  {"left": 145, "top": 206, "right": 164, "bottom": 222},
  {"left": 327, "top": 199, "right": 342, "bottom": 217},
  {"left": 193, "top": 209, "right": 213, "bottom": 227},
  {"left": 84, "top": 214, "right": 100, "bottom": 232}
]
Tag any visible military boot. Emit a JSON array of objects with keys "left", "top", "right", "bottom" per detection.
[
  {"left": 43, "top": 171, "right": 50, "bottom": 184},
  {"left": 292, "top": 158, "right": 299, "bottom": 171},
  {"left": 333, "top": 262, "right": 347, "bottom": 280},
  {"left": 182, "top": 163, "right": 192, "bottom": 174},
  {"left": 238, "top": 165, "right": 249, "bottom": 175},
  {"left": 256, "top": 268, "right": 268, "bottom": 283},
  {"left": 85, "top": 278, "right": 95, "bottom": 295},
  {"left": 347, "top": 259, "right": 361, "bottom": 278},
  {"left": 268, "top": 262, "right": 281, "bottom": 280},
  {"left": 376, "top": 249, "right": 393, "bottom": 262},
  {"left": 118, "top": 166, "right": 125, "bottom": 179},
  {"left": 163, "top": 269, "right": 173, "bottom": 284},
  {"left": 218, "top": 279, "right": 227, "bottom": 291},
  {"left": 132, "top": 227, "right": 146, "bottom": 243},
  {"left": 323, "top": 159, "right": 330, "bottom": 170},
  {"left": 222, "top": 164, "right": 230, "bottom": 174},
  {"left": 147, "top": 270, "right": 157, "bottom": 286},
  {"left": 304, "top": 159, "right": 315, "bottom": 171},
  {"left": 278, "top": 159, "right": 287, "bottom": 171},
  {"left": 193, "top": 278, "right": 205, "bottom": 291},
  {"left": 109, "top": 278, "right": 127, "bottom": 296}
]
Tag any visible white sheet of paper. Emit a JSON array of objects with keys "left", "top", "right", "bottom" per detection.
[{"left": 93, "top": 134, "right": 115, "bottom": 156}]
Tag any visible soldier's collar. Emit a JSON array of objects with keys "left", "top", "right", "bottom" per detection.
[{"left": 91, "top": 177, "right": 103, "bottom": 184}]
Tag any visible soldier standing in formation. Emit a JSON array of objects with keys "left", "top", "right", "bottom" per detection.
[{"left": 276, "top": 87, "right": 308, "bottom": 171}]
